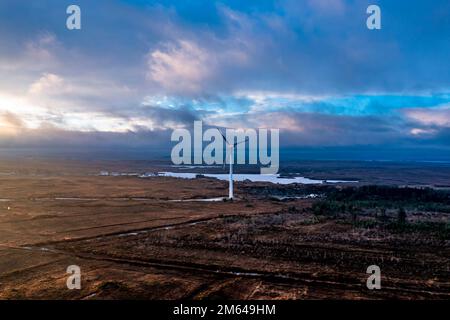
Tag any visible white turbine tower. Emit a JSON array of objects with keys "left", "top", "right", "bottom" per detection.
[{"left": 219, "top": 130, "right": 247, "bottom": 200}]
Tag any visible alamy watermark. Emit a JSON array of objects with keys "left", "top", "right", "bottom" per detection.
[
  {"left": 66, "top": 265, "right": 81, "bottom": 290},
  {"left": 66, "top": 5, "right": 81, "bottom": 30},
  {"left": 65, "top": 4, "right": 381, "bottom": 32},
  {"left": 366, "top": 265, "right": 381, "bottom": 290},
  {"left": 367, "top": 5, "right": 382, "bottom": 30},
  {"left": 171, "top": 121, "right": 279, "bottom": 174}
]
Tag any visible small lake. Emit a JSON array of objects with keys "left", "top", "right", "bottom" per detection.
[{"left": 156, "top": 172, "right": 357, "bottom": 185}]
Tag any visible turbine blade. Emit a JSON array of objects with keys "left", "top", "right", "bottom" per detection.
[
  {"left": 218, "top": 128, "right": 230, "bottom": 145},
  {"left": 234, "top": 138, "right": 248, "bottom": 147}
]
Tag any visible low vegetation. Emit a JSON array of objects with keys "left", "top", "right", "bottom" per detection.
[{"left": 311, "top": 185, "right": 450, "bottom": 240}]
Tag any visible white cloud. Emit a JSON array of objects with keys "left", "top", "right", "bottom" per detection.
[
  {"left": 147, "top": 40, "right": 214, "bottom": 94},
  {"left": 28, "top": 73, "right": 64, "bottom": 95},
  {"left": 410, "top": 128, "right": 437, "bottom": 136},
  {"left": 404, "top": 105, "right": 450, "bottom": 127},
  {"left": 25, "top": 33, "right": 57, "bottom": 60},
  {"left": 146, "top": 11, "right": 252, "bottom": 96}
]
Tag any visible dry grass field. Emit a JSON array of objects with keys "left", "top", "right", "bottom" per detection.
[{"left": 0, "top": 159, "right": 449, "bottom": 299}]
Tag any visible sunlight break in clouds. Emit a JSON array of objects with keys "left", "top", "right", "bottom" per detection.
[
  {"left": 0, "top": 112, "right": 24, "bottom": 136},
  {"left": 404, "top": 105, "right": 450, "bottom": 127}
]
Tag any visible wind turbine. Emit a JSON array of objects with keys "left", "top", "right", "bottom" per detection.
[{"left": 219, "top": 130, "right": 247, "bottom": 200}]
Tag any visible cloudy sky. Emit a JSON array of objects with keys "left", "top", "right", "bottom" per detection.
[{"left": 0, "top": 0, "right": 449, "bottom": 159}]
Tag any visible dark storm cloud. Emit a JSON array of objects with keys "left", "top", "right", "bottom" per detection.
[
  {"left": 0, "top": 0, "right": 449, "bottom": 158},
  {"left": 1, "top": 0, "right": 448, "bottom": 96},
  {"left": 139, "top": 105, "right": 200, "bottom": 125}
]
